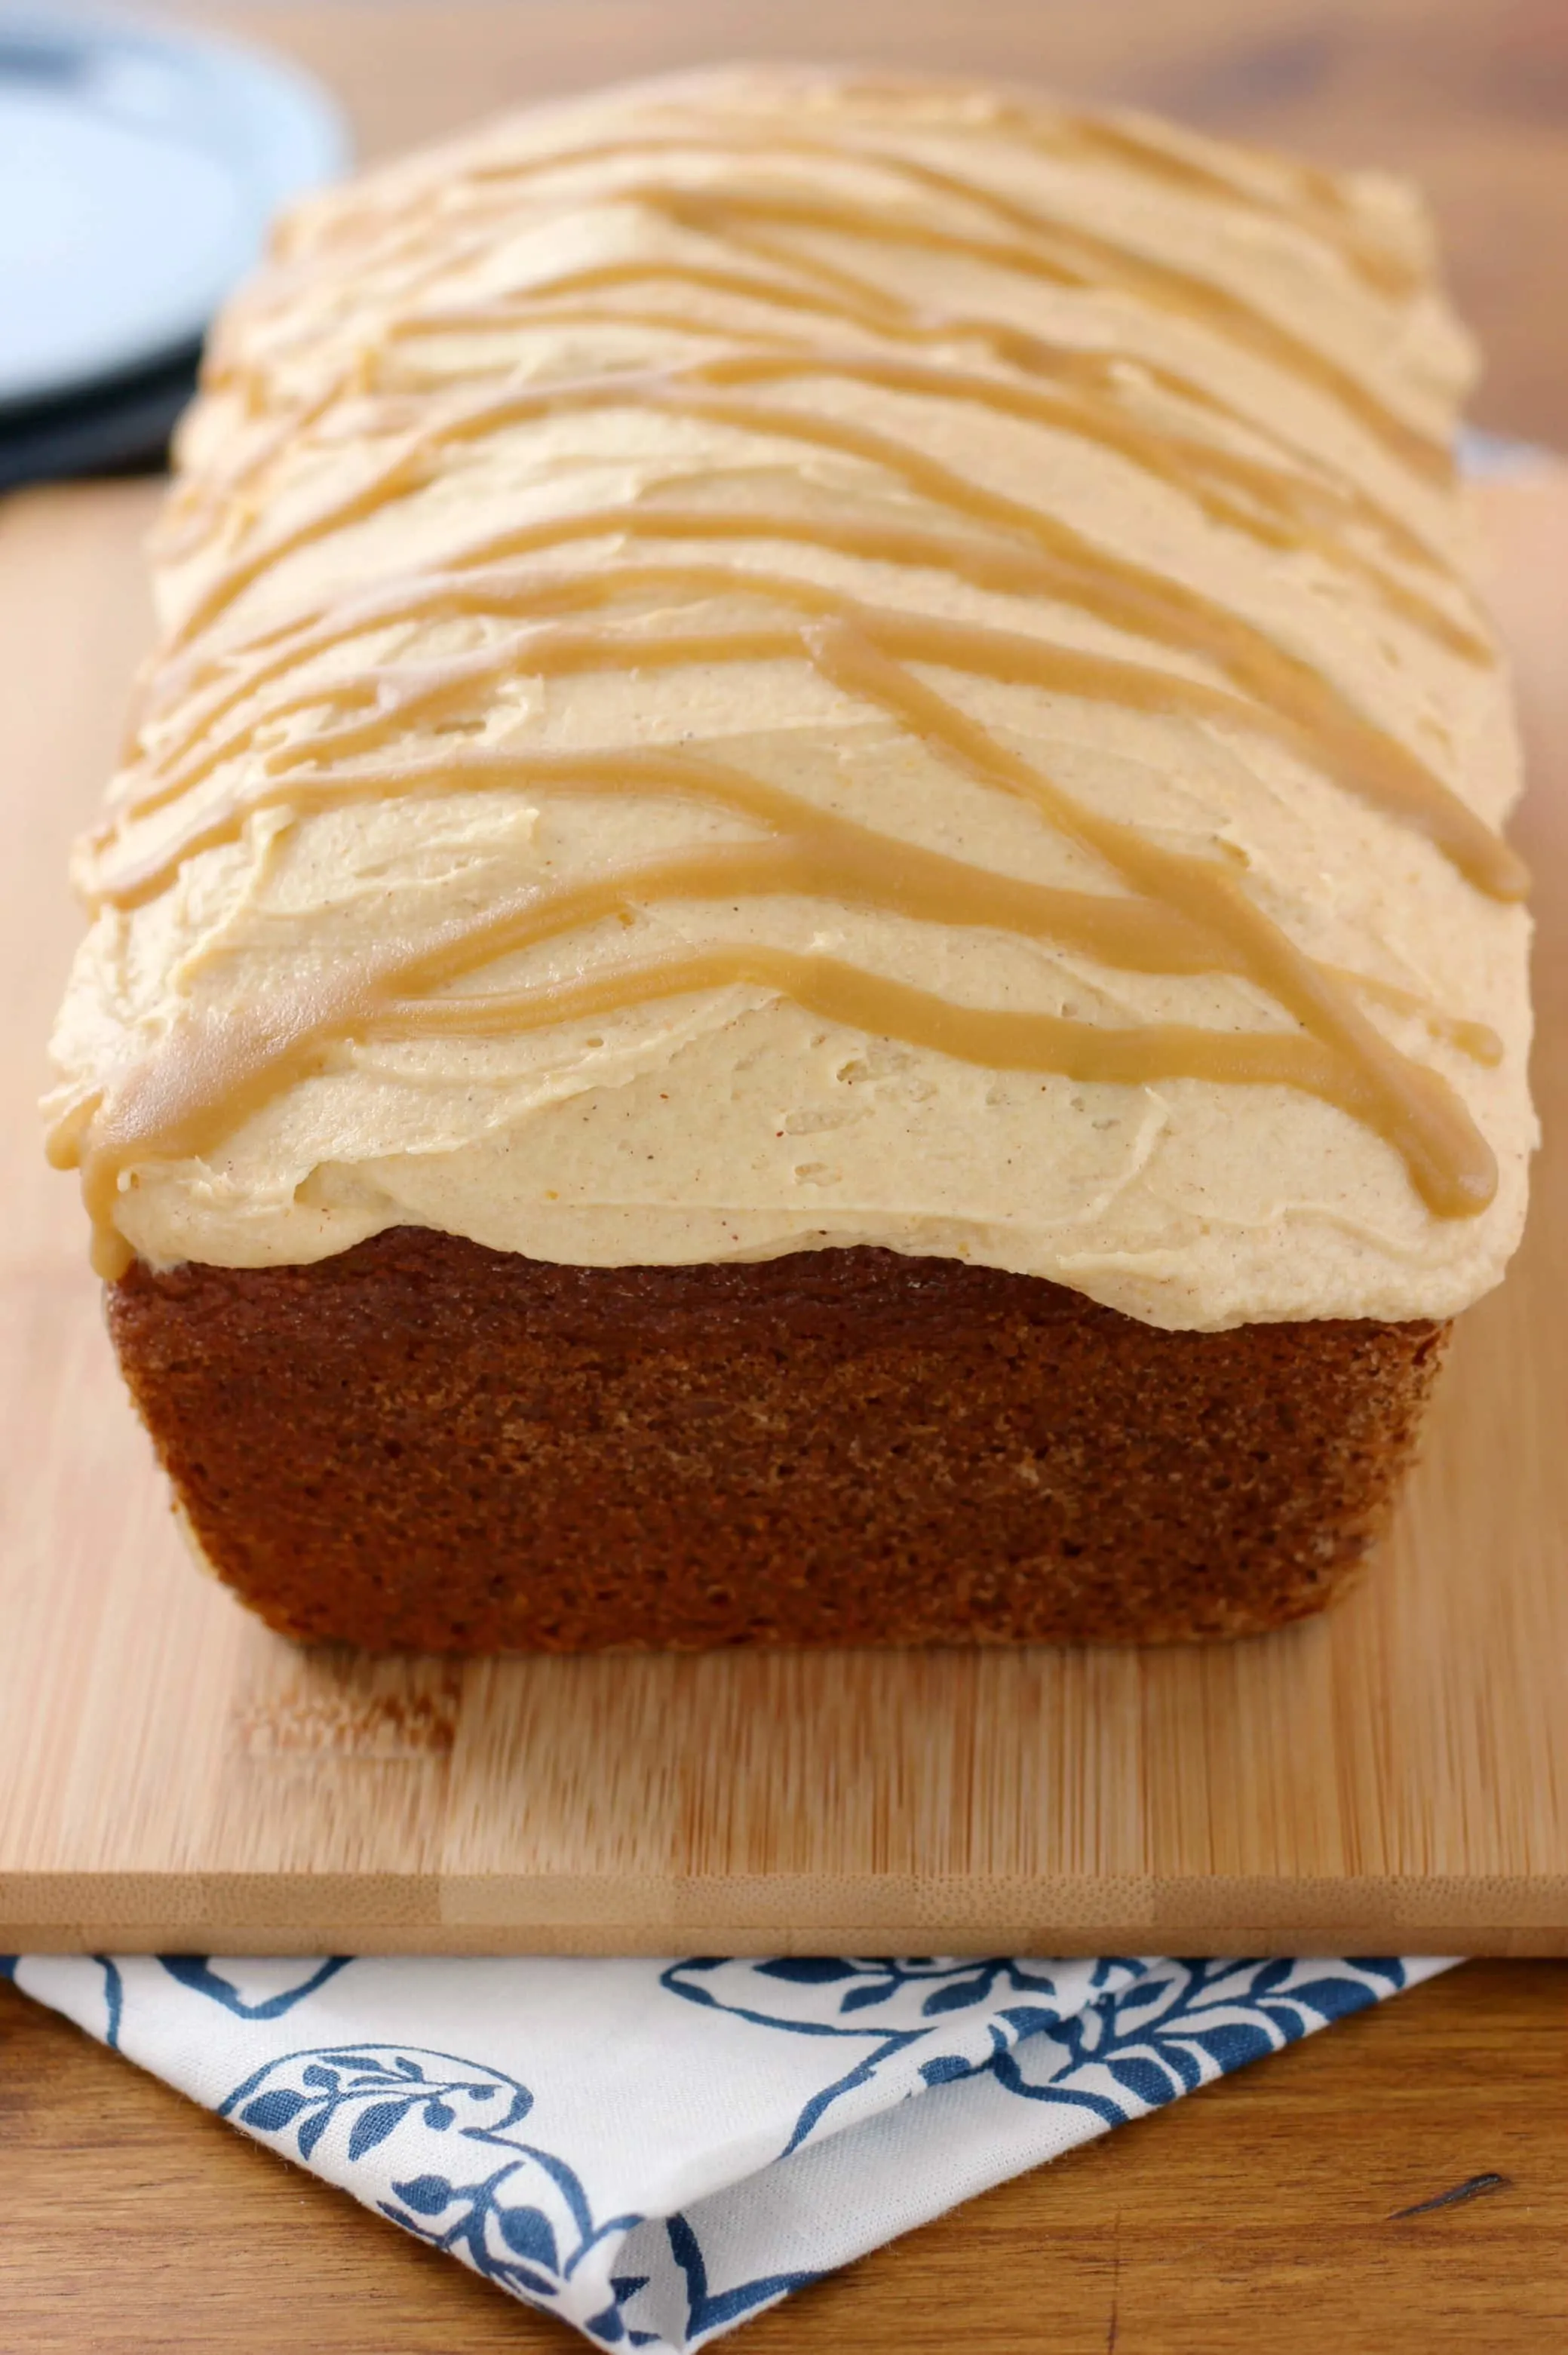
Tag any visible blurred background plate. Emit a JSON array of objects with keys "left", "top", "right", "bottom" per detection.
[{"left": 0, "top": 4, "right": 348, "bottom": 476}]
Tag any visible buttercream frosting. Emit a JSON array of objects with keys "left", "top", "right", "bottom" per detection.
[{"left": 44, "top": 65, "right": 1535, "bottom": 1329}]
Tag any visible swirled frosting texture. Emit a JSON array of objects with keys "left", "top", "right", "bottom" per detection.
[{"left": 46, "top": 66, "right": 1534, "bottom": 1329}]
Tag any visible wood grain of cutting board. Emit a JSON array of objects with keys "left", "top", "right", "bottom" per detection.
[{"left": 1, "top": 473, "right": 1563, "bottom": 1958}]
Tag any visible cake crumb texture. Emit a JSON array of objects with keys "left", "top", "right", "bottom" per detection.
[{"left": 109, "top": 1231, "right": 1449, "bottom": 1650}]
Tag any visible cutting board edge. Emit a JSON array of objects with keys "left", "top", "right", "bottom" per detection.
[{"left": 5, "top": 1869, "right": 1565, "bottom": 1957}]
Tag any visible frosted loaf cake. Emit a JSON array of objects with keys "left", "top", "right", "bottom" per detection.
[{"left": 47, "top": 69, "right": 1535, "bottom": 1647}]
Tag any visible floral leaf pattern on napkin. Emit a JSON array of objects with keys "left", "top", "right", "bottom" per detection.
[
  {"left": 220, "top": 2038, "right": 645, "bottom": 2328},
  {"left": 660, "top": 1953, "right": 1146, "bottom": 2152},
  {"left": 5, "top": 1946, "right": 1449, "bottom": 2350}
]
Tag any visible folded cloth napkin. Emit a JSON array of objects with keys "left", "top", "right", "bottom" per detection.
[{"left": 5, "top": 1951, "right": 1451, "bottom": 2347}]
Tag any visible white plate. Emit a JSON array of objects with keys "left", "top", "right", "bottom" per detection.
[{"left": 0, "top": 6, "right": 348, "bottom": 412}]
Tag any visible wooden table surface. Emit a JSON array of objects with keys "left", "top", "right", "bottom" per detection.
[
  {"left": 4, "top": 1, "right": 1566, "bottom": 2347},
  {"left": 3, "top": 1964, "right": 1563, "bottom": 2350}
]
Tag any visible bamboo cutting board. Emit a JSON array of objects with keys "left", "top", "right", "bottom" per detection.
[{"left": 1, "top": 473, "right": 1564, "bottom": 1958}]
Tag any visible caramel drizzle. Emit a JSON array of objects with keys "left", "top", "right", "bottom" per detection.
[
  {"left": 57, "top": 92, "right": 1520, "bottom": 1277},
  {"left": 173, "top": 112, "right": 1450, "bottom": 584},
  {"left": 121, "top": 361, "right": 1519, "bottom": 895},
  {"left": 186, "top": 245, "right": 1456, "bottom": 606},
  {"left": 369, "top": 327, "right": 1481, "bottom": 658},
  {"left": 272, "top": 82, "right": 1415, "bottom": 308},
  {"left": 626, "top": 181, "right": 1447, "bottom": 482},
  {"left": 62, "top": 621, "right": 1499, "bottom": 1280},
  {"left": 267, "top": 117, "right": 1434, "bottom": 422},
  {"left": 102, "top": 553, "right": 1513, "bottom": 907},
  {"left": 1042, "top": 112, "right": 1419, "bottom": 299},
  {"left": 432, "top": 96, "right": 1417, "bottom": 297},
  {"left": 75, "top": 597, "right": 1504, "bottom": 1219},
  {"left": 87, "top": 733, "right": 1502, "bottom": 1070},
  {"left": 395, "top": 269, "right": 1462, "bottom": 562}
]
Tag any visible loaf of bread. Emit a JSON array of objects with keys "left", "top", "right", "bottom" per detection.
[{"left": 47, "top": 67, "right": 1534, "bottom": 1647}]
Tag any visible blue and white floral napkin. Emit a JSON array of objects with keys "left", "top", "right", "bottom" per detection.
[{"left": 5, "top": 1950, "right": 1451, "bottom": 2347}]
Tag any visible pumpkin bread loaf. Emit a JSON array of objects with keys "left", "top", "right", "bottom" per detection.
[{"left": 48, "top": 69, "right": 1533, "bottom": 1647}]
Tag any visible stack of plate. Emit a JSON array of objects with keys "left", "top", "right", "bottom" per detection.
[{"left": 0, "top": 6, "right": 347, "bottom": 489}]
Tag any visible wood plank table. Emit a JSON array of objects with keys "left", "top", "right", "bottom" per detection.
[{"left": 2, "top": 1, "right": 1565, "bottom": 2345}]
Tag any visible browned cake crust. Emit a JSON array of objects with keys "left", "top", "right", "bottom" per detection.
[{"left": 106, "top": 1231, "right": 1450, "bottom": 1650}]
